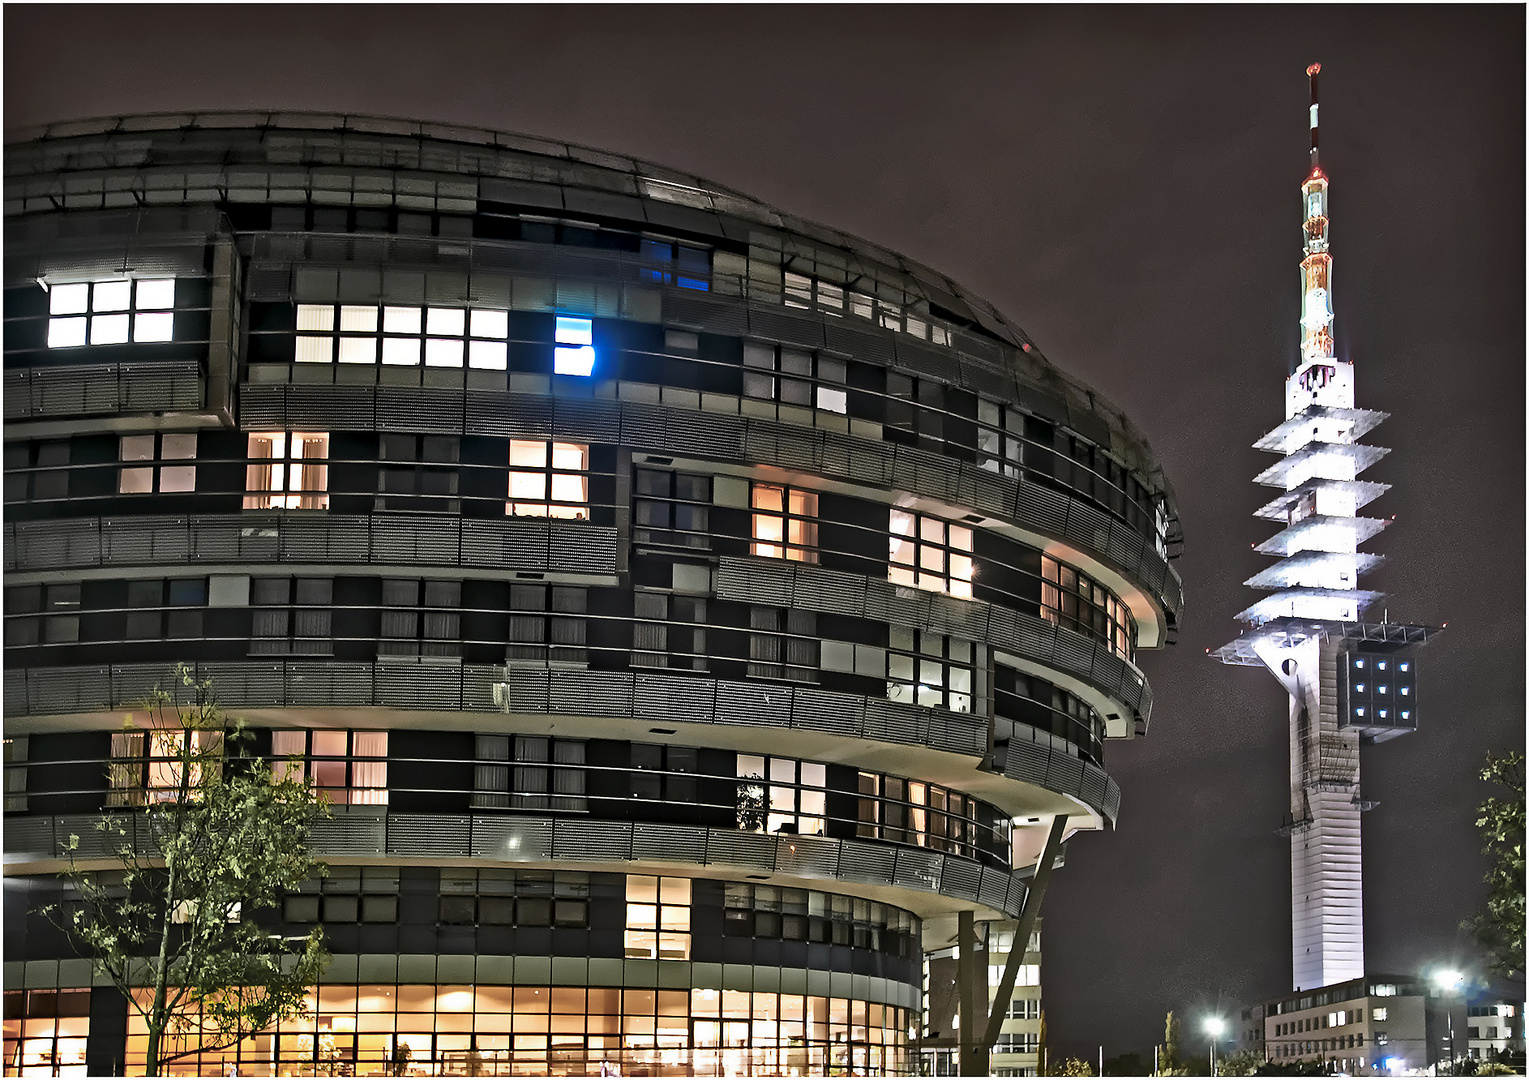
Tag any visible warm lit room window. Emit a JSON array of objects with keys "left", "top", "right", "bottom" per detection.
[
  {"left": 1040, "top": 556, "right": 1133, "bottom": 659},
  {"left": 107, "top": 728, "right": 223, "bottom": 807},
  {"left": 750, "top": 483, "right": 818, "bottom": 561},
  {"left": 270, "top": 730, "right": 388, "bottom": 805},
  {"left": 294, "top": 303, "right": 511, "bottom": 369},
  {"left": 118, "top": 433, "right": 197, "bottom": 494},
  {"left": 888, "top": 510, "right": 973, "bottom": 596},
  {"left": 244, "top": 432, "right": 329, "bottom": 510},
  {"left": 736, "top": 754, "right": 826, "bottom": 836},
  {"left": 46, "top": 278, "right": 175, "bottom": 348},
  {"left": 507, "top": 440, "right": 589, "bottom": 518},
  {"left": 625, "top": 875, "right": 691, "bottom": 959}
]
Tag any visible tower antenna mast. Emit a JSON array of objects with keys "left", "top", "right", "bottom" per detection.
[{"left": 1209, "top": 64, "right": 1441, "bottom": 992}]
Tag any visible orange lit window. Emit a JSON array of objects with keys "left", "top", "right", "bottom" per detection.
[
  {"left": 107, "top": 728, "right": 223, "bottom": 807},
  {"left": 271, "top": 730, "right": 388, "bottom": 806},
  {"left": 750, "top": 483, "right": 818, "bottom": 562},
  {"left": 888, "top": 510, "right": 972, "bottom": 597},
  {"left": 244, "top": 432, "right": 329, "bottom": 510},
  {"left": 507, "top": 440, "right": 589, "bottom": 519}
]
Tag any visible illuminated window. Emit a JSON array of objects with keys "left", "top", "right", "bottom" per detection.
[
  {"left": 46, "top": 278, "right": 175, "bottom": 348},
  {"left": 888, "top": 510, "right": 973, "bottom": 597},
  {"left": 507, "top": 440, "right": 589, "bottom": 518},
  {"left": 270, "top": 730, "right": 387, "bottom": 806},
  {"left": 3, "top": 989, "right": 90, "bottom": 1073},
  {"left": 886, "top": 630, "right": 974, "bottom": 712},
  {"left": 553, "top": 316, "right": 595, "bottom": 376},
  {"left": 736, "top": 754, "right": 826, "bottom": 836},
  {"left": 856, "top": 773, "right": 979, "bottom": 857},
  {"left": 108, "top": 727, "right": 223, "bottom": 807},
  {"left": 244, "top": 432, "right": 329, "bottom": 510},
  {"left": 626, "top": 875, "right": 691, "bottom": 959},
  {"left": 1041, "top": 556, "right": 1132, "bottom": 659},
  {"left": 118, "top": 433, "right": 197, "bottom": 494},
  {"left": 750, "top": 483, "right": 818, "bottom": 561},
  {"left": 742, "top": 343, "right": 848, "bottom": 413},
  {"left": 641, "top": 239, "right": 711, "bottom": 291},
  {"left": 293, "top": 303, "right": 509, "bottom": 369}
]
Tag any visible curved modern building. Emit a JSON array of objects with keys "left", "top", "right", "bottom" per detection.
[{"left": 1, "top": 113, "right": 1183, "bottom": 1077}]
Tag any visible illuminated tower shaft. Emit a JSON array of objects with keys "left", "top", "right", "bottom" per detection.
[{"left": 1212, "top": 64, "right": 1438, "bottom": 992}]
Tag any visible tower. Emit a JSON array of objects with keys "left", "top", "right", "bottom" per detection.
[{"left": 1211, "top": 64, "right": 1440, "bottom": 992}]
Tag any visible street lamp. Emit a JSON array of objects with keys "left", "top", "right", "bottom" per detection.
[
  {"left": 1204, "top": 1017, "right": 1227, "bottom": 1077},
  {"left": 1432, "top": 970, "right": 1464, "bottom": 1075}
]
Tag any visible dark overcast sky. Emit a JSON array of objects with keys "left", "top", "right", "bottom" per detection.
[{"left": 6, "top": 3, "right": 1524, "bottom": 1060}]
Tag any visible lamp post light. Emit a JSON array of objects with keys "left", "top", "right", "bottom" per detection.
[
  {"left": 1204, "top": 1017, "right": 1227, "bottom": 1077},
  {"left": 1432, "top": 970, "right": 1464, "bottom": 1075}
]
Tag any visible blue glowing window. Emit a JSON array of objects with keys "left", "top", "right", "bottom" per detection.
[
  {"left": 1400, "top": 687, "right": 1409, "bottom": 696},
  {"left": 1377, "top": 661, "right": 1387, "bottom": 670},
  {"left": 1399, "top": 662, "right": 1409, "bottom": 672},
  {"left": 640, "top": 240, "right": 711, "bottom": 290},
  {"left": 1354, "top": 684, "right": 1365, "bottom": 693},
  {"left": 1355, "top": 707, "right": 1365, "bottom": 716},
  {"left": 1378, "top": 710, "right": 1388, "bottom": 719},
  {"left": 1401, "top": 711, "right": 1410, "bottom": 720},
  {"left": 555, "top": 317, "right": 593, "bottom": 346},
  {"left": 1354, "top": 659, "right": 1365, "bottom": 668},
  {"left": 553, "top": 317, "right": 596, "bottom": 376}
]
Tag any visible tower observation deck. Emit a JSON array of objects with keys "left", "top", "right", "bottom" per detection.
[{"left": 1210, "top": 64, "right": 1441, "bottom": 992}]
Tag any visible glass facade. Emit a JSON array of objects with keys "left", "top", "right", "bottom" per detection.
[{"left": 3, "top": 115, "right": 1183, "bottom": 1080}]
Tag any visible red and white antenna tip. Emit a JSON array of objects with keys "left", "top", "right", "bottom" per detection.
[{"left": 1307, "top": 62, "right": 1321, "bottom": 76}]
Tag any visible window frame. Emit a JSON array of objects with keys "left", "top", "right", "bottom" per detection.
[
  {"left": 750, "top": 482, "right": 819, "bottom": 562},
  {"left": 46, "top": 278, "right": 176, "bottom": 349},
  {"left": 506, "top": 440, "right": 590, "bottom": 519},
  {"left": 269, "top": 729, "right": 388, "bottom": 806},
  {"left": 244, "top": 432, "right": 330, "bottom": 511},
  {"left": 888, "top": 509, "right": 974, "bottom": 597}
]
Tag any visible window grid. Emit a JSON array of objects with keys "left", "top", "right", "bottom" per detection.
[
  {"left": 46, "top": 278, "right": 175, "bottom": 349},
  {"left": 377, "top": 434, "right": 460, "bottom": 513},
  {"left": 107, "top": 728, "right": 223, "bottom": 807},
  {"left": 736, "top": 755, "right": 827, "bottom": 837},
  {"left": 742, "top": 343, "right": 848, "bottom": 414},
  {"left": 747, "top": 607, "right": 818, "bottom": 683},
  {"left": 855, "top": 773, "right": 980, "bottom": 858},
  {"left": 886, "top": 630, "right": 974, "bottom": 713},
  {"left": 378, "top": 579, "right": 462, "bottom": 659},
  {"left": 633, "top": 469, "right": 712, "bottom": 549},
  {"left": 888, "top": 510, "right": 973, "bottom": 597},
  {"left": 507, "top": 440, "right": 589, "bottom": 519},
  {"left": 250, "top": 578, "right": 334, "bottom": 656},
  {"left": 110, "top": 982, "right": 912, "bottom": 1076},
  {"left": 505, "top": 585, "right": 589, "bottom": 666},
  {"left": 751, "top": 483, "right": 819, "bottom": 562},
  {"left": 624, "top": 875, "right": 691, "bottom": 959},
  {"left": 1040, "top": 556, "right": 1132, "bottom": 659},
  {"left": 118, "top": 433, "right": 197, "bottom": 494},
  {"left": 295, "top": 303, "right": 511, "bottom": 370},
  {"left": 244, "top": 432, "right": 330, "bottom": 510},
  {"left": 270, "top": 730, "right": 388, "bottom": 806}
]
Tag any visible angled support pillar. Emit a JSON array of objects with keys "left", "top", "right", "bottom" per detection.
[
  {"left": 980, "top": 814, "right": 1069, "bottom": 1058},
  {"left": 957, "top": 909, "right": 981, "bottom": 1076}
]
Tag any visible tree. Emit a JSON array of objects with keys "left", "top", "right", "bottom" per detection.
[
  {"left": 1462, "top": 749, "right": 1525, "bottom": 981},
  {"left": 1218, "top": 1047, "right": 1268, "bottom": 1076},
  {"left": 1158, "top": 1011, "right": 1190, "bottom": 1075},
  {"left": 1103, "top": 1051, "right": 1149, "bottom": 1076},
  {"left": 1058, "top": 1057, "right": 1096, "bottom": 1076},
  {"left": 1037, "top": 1009, "right": 1049, "bottom": 1075},
  {"left": 44, "top": 669, "right": 330, "bottom": 1075}
]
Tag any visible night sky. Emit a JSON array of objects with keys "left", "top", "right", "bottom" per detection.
[{"left": 6, "top": 4, "right": 1523, "bottom": 1061}]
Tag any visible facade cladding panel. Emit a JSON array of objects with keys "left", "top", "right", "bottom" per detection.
[{"left": 1, "top": 114, "right": 1184, "bottom": 1077}]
